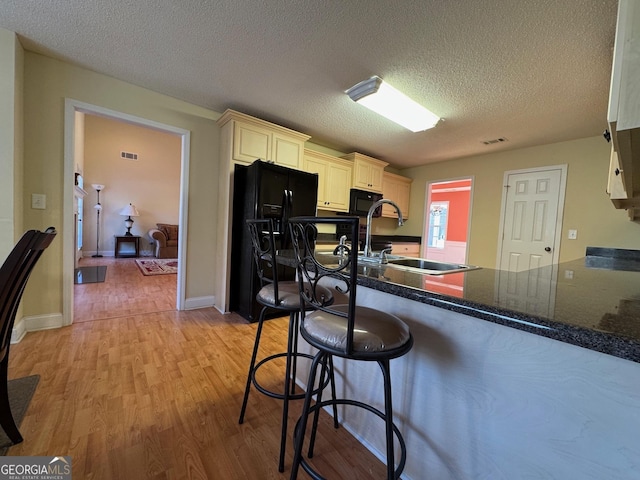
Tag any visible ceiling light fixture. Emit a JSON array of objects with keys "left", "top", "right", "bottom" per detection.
[{"left": 346, "top": 76, "right": 440, "bottom": 132}]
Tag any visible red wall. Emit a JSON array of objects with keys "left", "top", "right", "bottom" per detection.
[{"left": 430, "top": 180, "right": 471, "bottom": 242}]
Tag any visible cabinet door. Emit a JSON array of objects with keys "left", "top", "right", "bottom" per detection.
[
  {"left": 382, "top": 180, "right": 399, "bottom": 217},
  {"left": 352, "top": 160, "right": 373, "bottom": 190},
  {"left": 325, "top": 161, "right": 351, "bottom": 212},
  {"left": 353, "top": 158, "right": 385, "bottom": 193},
  {"left": 392, "top": 242, "right": 420, "bottom": 258},
  {"left": 608, "top": 148, "right": 627, "bottom": 200},
  {"left": 395, "top": 180, "right": 411, "bottom": 217},
  {"left": 272, "top": 133, "right": 303, "bottom": 170},
  {"left": 382, "top": 174, "right": 412, "bottom": 219},
  {"left": 369, "top": 163, "right": 385, "bottom": 192},
  {"left": 304, "top": 156, "right": 329, "bottom": 208},
  {"left": 233, "top": 122, "right": 271, "bottom": 163}
]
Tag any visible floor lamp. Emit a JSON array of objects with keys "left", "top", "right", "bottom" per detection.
[{"left": 91, "top": 184, "right": 105, "bottom": 258}]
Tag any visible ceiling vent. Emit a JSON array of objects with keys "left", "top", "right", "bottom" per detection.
[
  {"left": 482, "top": 137, "right": 508, "bottom": 145},
  {"left": 120, "top": 151, "right": 139, "bottom": 160}
]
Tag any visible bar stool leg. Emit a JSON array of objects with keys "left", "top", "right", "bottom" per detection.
[
  {"left": 328, "top": 356, "right": 339, "bottom": 429},
  {"left": 290, "top": 351, "right": 324, "bottom": 480},
  {"left": 291, "top": 312, "right": 300, "bottom": 394},
  {"left": 306, "top": 354, "right": 331, "bottom": 458},
  {"left": 238, "top": 306, "right": 267, "bottom": 424},
  {"left": 278, "top": 311, "right": 298, "bottom": 472},
  {"left": 380, "top": 359, "right": 395, "bottom": 480}
]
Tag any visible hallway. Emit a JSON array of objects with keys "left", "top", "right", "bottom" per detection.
[{"left": 74, "top": 257, "right": 177, "bottom": 323}]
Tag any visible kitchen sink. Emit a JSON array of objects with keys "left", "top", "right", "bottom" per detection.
[
  {"left": 384, "top": 258, "right": 481, "bottom": 275},
  {"left": 358, "top": 252, "right": 403, "bottom": 263},
  {"left": 316, "top": 251, "right": 480, "bottom": 275}
]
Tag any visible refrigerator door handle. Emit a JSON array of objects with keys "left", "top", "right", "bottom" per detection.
[
  {"left": 282, "top": 189, "right": 290, "bottom": 232},
  {"left": 287, "top": 189, "right": 293, "bottom": 215}
]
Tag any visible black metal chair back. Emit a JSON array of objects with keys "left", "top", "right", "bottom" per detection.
[
  {"left": 0, "top": 227, "right": 56, "bottom": 444},
  {"left": 246, "top": 218, "right": 283, "bottom": 306},
  {"left": 288, "top": 216, "right": 359, "bottom": 356}
]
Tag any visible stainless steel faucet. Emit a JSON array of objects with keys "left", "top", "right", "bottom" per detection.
[{"left": 363, "top": 199, "right": 404, "bottom": 257}]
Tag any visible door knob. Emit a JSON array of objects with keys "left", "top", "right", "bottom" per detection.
[{"left": 544, "top": 247, "right": 551, "bottom": 252}]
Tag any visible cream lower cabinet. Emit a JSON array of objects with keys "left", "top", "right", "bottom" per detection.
[
  {"left": 218, "top": 109, "right": 309, "bottom": 169},
  {"left": 382, "top": 171, "right": 412, "bottom": 219},
  {"left": 304, "top": 149, "right": 352, "bottom": 212},
  {"left": 391, "top": 242, "right": 420, "bottom": 258},
  {"left": 341, "top": 152, "right": 388, "bottom": 193}
]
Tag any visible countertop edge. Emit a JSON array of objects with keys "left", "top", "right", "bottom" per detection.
[
  {"left": 356, "top": 276, "right": 640, "bottom": 364},
  {"left": 276, "top": 251, "right": 640, "bottom": 364}
]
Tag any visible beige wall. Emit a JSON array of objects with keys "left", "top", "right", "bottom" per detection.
[
  {"left": 401, "top": 136, "right": 640, "bottom": 267},
  {"left": 21, "top": 51, "right": 220, "bottom": 317},
  {"left": 83, "top": 114, "right": 181, "bottom": 256}
]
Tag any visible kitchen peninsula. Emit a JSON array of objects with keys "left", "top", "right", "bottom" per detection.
[{"left": 281, "top": 248, "right": 640, "bottom": 480}]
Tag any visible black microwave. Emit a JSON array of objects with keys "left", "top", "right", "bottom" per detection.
[{"left": 349, "top": 189, "right": 383, "bottom": 217}]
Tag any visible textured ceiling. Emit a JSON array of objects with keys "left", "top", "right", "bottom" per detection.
[{"left": 0, "top": 0, "right": 618, "bottom": 168}]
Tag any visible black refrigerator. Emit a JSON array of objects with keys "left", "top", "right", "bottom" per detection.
[{"left": 230, "top": 160, "right": 318, "bottom": 322}]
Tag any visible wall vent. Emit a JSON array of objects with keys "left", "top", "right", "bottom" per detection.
[
  {"left": 120, "top": 151, "right": 139, "bottom": 160},
  {"left": 482, "top": 137, "right": 508, "bottom": 145}
]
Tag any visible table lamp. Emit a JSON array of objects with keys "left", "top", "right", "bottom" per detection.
[{"left": 119, "top": 203, "right": 140, "bottom": 236}]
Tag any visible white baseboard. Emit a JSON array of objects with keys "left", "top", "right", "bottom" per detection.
[
  {"left": 11, "top": 312, "right": 65, "bottom": 344},
  {"left": 184, "top": 295, "right": 216, "bottom": 310},
  {"left": 10, "top": 319, "right": 27, "bottom": 344},
  {"left": 11, "top": 296, "right": 217, "bottom": 344}
]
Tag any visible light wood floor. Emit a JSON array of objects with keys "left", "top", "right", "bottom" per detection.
[
  {"left": 7, "top": 257, "right": 386, "bottom": 478},
  {"left": 73, "top": 257, "right": 177, "bottom": 323}
]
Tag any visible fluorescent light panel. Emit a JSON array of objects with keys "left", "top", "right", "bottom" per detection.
[{"left": 346, "top": 76, "right": 439, "bottom": 132}]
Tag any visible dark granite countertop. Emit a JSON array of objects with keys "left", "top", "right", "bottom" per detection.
[{"left": 278, "top": 247, "right": 640, "bottom": 364}]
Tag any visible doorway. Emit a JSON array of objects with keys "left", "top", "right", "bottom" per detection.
[
  {"left": 64, "top": 99, "right": 191, "bottom": 326},
  {"left": 423, "top": 178, "right": 473, "bottom": 263},
  {"left": 496, "top": 165, "right": 567, "bottom": 272}
]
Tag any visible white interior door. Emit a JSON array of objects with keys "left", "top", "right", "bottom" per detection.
[{"left": 498, "top": 166, "right": 566, "bottom": 272}]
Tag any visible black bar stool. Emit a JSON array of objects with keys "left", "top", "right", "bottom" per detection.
[
  {"left": 288, "top": 216, "right": 413, "bottom": 480},
  {"left": 238, "top": 218, "right": 336, "bottom": 472}
]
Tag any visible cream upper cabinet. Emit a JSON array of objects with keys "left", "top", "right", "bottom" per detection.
[
  {"left": 218, "top": 109, "right": 310, "bottom": 169},
  {"left": 382, "top": 171, "right": 412, "bottom": 219},
  {"left": 304, "top": 149, "right": 352, "bottom": 212},
  {"left": 341, "top": 153, "right": 388, "bottom": 193},
  {"left": 607, "top": 0, "right": 640, "bottom": 209},
  {"left": 233, "top": 121, "right": 271, "bottom": 163},
  {"left": 607, "top": 148, "right": 627, "bottom": 206}
]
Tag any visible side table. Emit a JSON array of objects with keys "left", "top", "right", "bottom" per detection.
[{"left": 114, "top": 235, "right": 140, "bottom": 258}]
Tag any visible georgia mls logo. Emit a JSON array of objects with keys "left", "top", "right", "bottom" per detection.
[
  {"left": 0, "top": 455, "right": 72, "bottom": 479},
  {"left": 48, "top": 457, "right": 71, "bottom": 474}
]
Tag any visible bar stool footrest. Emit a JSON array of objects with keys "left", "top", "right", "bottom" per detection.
[
  {"left": 252, "top": 352, "right": 331, "bottom": 401},
  {"left": 293, "top": 398, "right": 407, "bottom": 480}
]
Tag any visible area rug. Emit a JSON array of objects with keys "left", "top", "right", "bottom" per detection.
[
  {"left": 0, "top": 375, "right": 40, "bottom": 455},
  {"left": 135, "top": 258, "right": 178, "bottom": 276},
  {"left": 74, "top": 265, "right": 107, "bottom": 284}
]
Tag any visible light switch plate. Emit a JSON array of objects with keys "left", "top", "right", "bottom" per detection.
[
  {"left": 31, "top": 193, "right": 46, "bottom": 210},
  {"left": 568, "top": 229, "right": 577, "bottom": 240}
]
